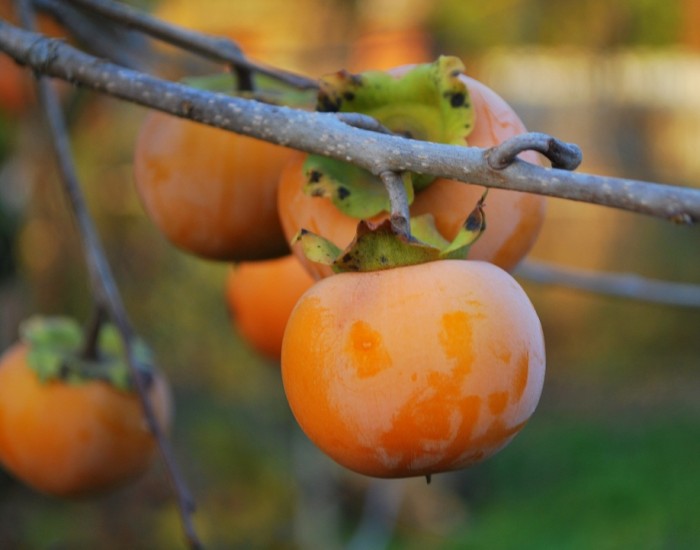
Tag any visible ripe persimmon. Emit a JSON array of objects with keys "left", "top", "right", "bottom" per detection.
[
  {"left": 281, "top": 260, "right": 545, "bottom": 478},
  {"left": 133, "top": 110, "right": 294, "bottom": 261},
  {"left": 277, "top": 67, "right": 546, "bottom": 279},
  {"left": 225, "top": 254, "right": 314, "bottom": 361},
  {"left": 0, "top": 319, "right": 172, "bottom": 497}
]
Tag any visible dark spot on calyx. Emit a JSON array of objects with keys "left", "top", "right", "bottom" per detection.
[
  {"left": 343, "top": 92, "right": 355, "bottom": 101},
  {"left": 448, "top": 92, "right": 466, "bottom": 108},
  {"left": 308, "top": 170, "right": 322, "bottom": 184},
  {"left": 337, "top": 186, "right": 351, "bottom": 200},
  {"left": 317, "top": 93, "right": 341, "bottom": 112},
  {"left": 379, "top": 255, "right": 388, "bottom": 264}
]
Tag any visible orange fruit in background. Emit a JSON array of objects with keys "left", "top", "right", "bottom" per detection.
[
  {"left": 226, "top": 255, "right": 315, "bottom": 361},
  {"left": 0, "top": 342, "right": 172, "bottom": 497},
  {"left": 281, "top": 260, "right": 546, "bottom": 478},
  {"left": 346, "top": 28, "right": 433, "bottom": 72},
  {"left": 277, "top": 71, "right": 546, "bottom": 280},
  {"left": 133, "top": 110, "right": 294, "bottom": 262}
]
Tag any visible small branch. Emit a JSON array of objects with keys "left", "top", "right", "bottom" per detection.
[
  {"left": 1, "top": 22, "right": 698, "bottom": 225},
  {"left": 34, "top": 0, "right": 152, "bottom": 70},
  {"left": 336, "top": 112, "right": 394, "bottom": 135},
  {"left": 79, "top": 304, "right": 106, "bottom": 361},
  {"left": 380, "top": 171, "right": 411, "bottom": 238},
  {"left": 15, "top": 3, "right": 200, "bottom": 547},
  {"left": 61, "top": 0, "right": 318, "bottom": 90},
  {"left": 515, "top": 260, "right": 700, "bottom": 308},
  {"left": 486, "top": 132, "right": 583, "bottom": 171}
]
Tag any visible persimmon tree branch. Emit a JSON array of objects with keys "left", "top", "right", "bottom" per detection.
[
  {"left": 13, "top": 3, "right": 200, "bottom": 548},
  {"left": 515, "top": 260, "right": 700, "bottom": 308},
  {"left": 1, "top": 21, "right": 698, "bottom": 226},
  {"left": 61, "top": 0, "right": 318, "bottom": 89}
]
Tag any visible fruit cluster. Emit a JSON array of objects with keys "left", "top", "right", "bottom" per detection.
[
  {"left": 0, "top": 56, "right": 546, "bottom": 495},
  {"left": 133, "top": 56, "right": 546, "bottom": 479}
]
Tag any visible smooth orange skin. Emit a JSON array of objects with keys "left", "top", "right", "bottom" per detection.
[
  {"left": 226, "top": 255, "right": 315, "bottom": 361},
  {"left": 281, "top": 260, "right": 545, "bottom": 478},
  {"left": 0, "top": 343, "right": 172, "bottom": 497},
  {"left": 277, "top": 73, "right": 546, "bottom": 279},
  {"left": 133, "top": 111, "right": 294, "bottom": 261}
]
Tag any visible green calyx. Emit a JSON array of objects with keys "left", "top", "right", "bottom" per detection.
[
  {"left": 302, "top": 156, "right": 414, "bottom": 219},
  {"left": 293, "top": 194, "right": 486, "bottom": 273},
  {"left": 302, "top": 56, "right": 475, "bottom": 220},
  {"left": 20, "top": 316, "right": 154, "bottom": 391}
]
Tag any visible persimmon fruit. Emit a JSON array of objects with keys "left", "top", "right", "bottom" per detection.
[
  {"left": 133, "top": 110, "right": 294, "bottom": 261},
  {"left": 0, "top": 325, "right": 172, "bottom": 497},
  {"left": 277, "top": 68, "right": 546, "bottom": 279},
  {"left": 225, "top": 254, "right": 315, "bottom": 361},
  {"left": 281, "top": 260, "right": 545, "bottom": 478}
]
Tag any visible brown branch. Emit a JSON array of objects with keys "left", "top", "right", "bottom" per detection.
[
  {"left": 60, "top": 0, "right": 318, "bottom": 90},
  {"left": 515, "top": 260, "right": 700, "bottom": 308},
  {"left": 14, "top": 3, "right": 201, "bottom": 547},
  {"left": 1, "top": 21, "right": 698, "bottom": 225}
]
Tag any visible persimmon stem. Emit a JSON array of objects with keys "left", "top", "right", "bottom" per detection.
[
  {"left": 380, "top": 171, "right": 412, "bottom": 239},
  {"left": 79, "top": 305, "right": 106, "bottom": 361},
  {"left": 15, "top": 2, "right": 201, "bottom": 548}
]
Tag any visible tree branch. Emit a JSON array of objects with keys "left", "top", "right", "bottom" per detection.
[
  {"left": 60, "top": 0, "right": 318, "bottom": 89},
  {"left": 1, "top": 21, "right": 698, "bottom": 225},
  {"left": 13, "top": 3, "right": 200, "bottom": 547},
  {"left": 515, "top": 260, "right": 700, "bottom": 307}
]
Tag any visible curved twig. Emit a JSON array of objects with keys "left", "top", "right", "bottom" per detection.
[
  {"left": 515, "top": 260, "right": 700, "bottom": 308},
  {"left": 486, "top": 132, "right": 583, "bottom": 171}
]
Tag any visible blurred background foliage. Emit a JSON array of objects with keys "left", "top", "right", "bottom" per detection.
[{"left": 0, "top": 0, "right": 699, "bottom": 548}]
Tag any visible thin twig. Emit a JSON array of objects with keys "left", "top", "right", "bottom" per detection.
[
  {"left": 486, "top": 131, "right": 583, "bottom": 171},
  {"left": 379, "top": 171, "right": 411, "bottom": 238},
  {"left": 34, "top": 0, "right": 152, "bottom": 70},
  {"left": 61, "top": 0, "right": 318, "bottom": 90},
  {"left": 14, "top": 3, "right": 201, "bottom": 547},
  {"left": 515, "top": 260, "right": 700, "bottom": 308},
  {"left": 1, "top": 22, "right": 698, "bottom": 226}
]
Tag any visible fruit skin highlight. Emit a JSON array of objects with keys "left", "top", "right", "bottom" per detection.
[
  {"left": 133, "top": 111, "right": 294, "bottom": 262},
  {"left": 281, "top": 260, "right": 545, "bottom": 479},
  {"left": 0, "top": 342, "right": 171, "bottom": 497}
]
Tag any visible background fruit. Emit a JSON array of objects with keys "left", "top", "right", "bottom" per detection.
[
  {"left": 226, "top": 255, "right": 315, "bottom": 361},
  {"left": 133, "top": 111, "right": 293, "bottom": 261},
  {"left": 0, "top": 342, "right": 172, "bottom": 497},
  {"left": 281, "top": 260, "right": 546, "bottom": 478}
]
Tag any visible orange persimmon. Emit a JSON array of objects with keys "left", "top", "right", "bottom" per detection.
[
  {"left": 226, "top": 255, "right": 315, "bottom": 361},
  {"left": 133, "top": 111, "right": 294, "bottom": 261},
  {"left": 277, "top": 71, "right": 546, "bottom": 279},
  {"left": 281, "top": 260, "right": 545, "bottom": 478},
  {"left": 0, "top": 342, "right": 171, "bottom": 497}
]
